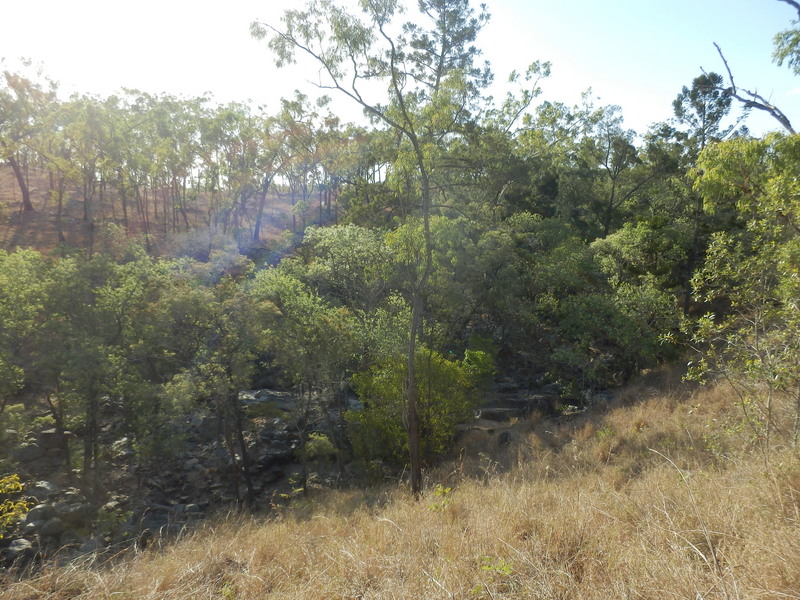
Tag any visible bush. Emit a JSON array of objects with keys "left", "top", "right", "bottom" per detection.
[
  {"left": 347, "top": 348, "right": 492, "bottom": 467},
  {"left": 0, "top": 474, "right": 31, "bottom": 539}
]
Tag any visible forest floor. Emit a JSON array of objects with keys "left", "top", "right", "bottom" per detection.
[{"left": 3, "top": 366, "right": 799, "bottom": 599}]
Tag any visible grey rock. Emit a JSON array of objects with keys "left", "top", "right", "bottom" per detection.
[
  {"left": 53, "top": 502, "right": 95, "bottom": 525},
  {"left": 183, "top": 458, "right": 202, "bottom": 471},
  {"left": 239, "top": 389, "right": 296, "bottom": 413},
  {"left": 39, "top": 517, "right": 66, "bottom": 537},
  {"left": 77, "top": 537, "right": 104, "bottom": 555},
  {"left": 111, "top": 437, "right": 135, "bottom": 459},
  {"left": 23, "top": 521, "right": 41, "bottom": 535},
  {"left": 38, "top": 429, "right": 65, "bottom": 450},
  {"left": 25, "top": 503, "right": 54, "bottom": 523},
  {"left": 27, "top": 480, "right": 61, "bottom": 498},
  {"left": 476, "top": 407, "right": 519, "bottom": 422},
  {"left": 14, "top": 443, "right": 44, "bottom": 462},
  {"left": 6, "top": 538, "right": 34, "bottom": 561}
]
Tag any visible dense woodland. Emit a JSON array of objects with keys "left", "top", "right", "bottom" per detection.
[{"left": 1, "top": 0, "right": 800, "bottom": 559}]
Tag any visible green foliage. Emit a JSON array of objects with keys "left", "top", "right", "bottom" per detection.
[
  {"left": 591, "top": 220, "right": 693, "bottom": 290},
  {"left": 672, "top": 72, "right": 733, "bottom": 152},
  {"left": 689, "top": 134, "right": 800, "bottom": 450},
  {"left": 0, "top": 249, "right": 51, "bottom": 400},
  {"left": 773, "top": 22, "right": 800, "bottom": 75},
  {"left": 348, "top": 348, "right": 490, "bottom": 466},
  {"left": 301, "top": 224, "right": 394, "bottom": 311},
  {"left": 299, "top": 433, "right": 338, "bottom": 462},
  {"left": 248, "top": 266, "right": 357, "bottom": 391},
  {"left": 427, "top": 484, "right": 453, "bottom": 511}
]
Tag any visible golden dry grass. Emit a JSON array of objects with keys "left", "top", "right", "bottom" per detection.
[{"left": 3, "top": 370, "right": 800, "bottom": 600}]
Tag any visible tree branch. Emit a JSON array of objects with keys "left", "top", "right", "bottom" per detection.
[
  {"left": 776, "top": 0, "right": 800, "bottom": 20},
  {"left": 713, "top": 42, "right": 796, "bottom": 135}
]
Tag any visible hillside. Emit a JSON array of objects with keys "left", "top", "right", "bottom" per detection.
[
  {"left": 2, "top": 370, "right": 799, "bottom": 599},
  {"left": 2, "top": 2, "right": 800, "bottom": 595},
  {"left": 0, "top": 165, "right": 301, "bottom": 256}
]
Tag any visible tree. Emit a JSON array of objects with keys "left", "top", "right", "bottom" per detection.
[
  {"left": 248, "top": 265, "right": 357, "bottom": 493},
  {"left": 349, "top": 347, "right": 491, "bottom": 467},
  {"left": 253, "top": 0, "right": 491, "bottom": 496},
  {"left": 0, "top": 249, "right": 51, "bottom": 416},
  {"left": 773, "top": 0, "right": 800, "bottom": 75},
  {"left": 0, "top": 68, "right": 58, "bottom": 212},
  {"left": 672, "top": 72, "right": 734, "bottom": 155},
  {"left": 688, "top": 133, "right": 800, "bottom": 456}
]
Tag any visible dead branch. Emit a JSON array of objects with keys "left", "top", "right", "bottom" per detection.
[
  {"left": 713, "top": 42, "right": 796, "bottom": 135},
  {"left": 776, "top": 0, "right": 800, "bottom": 20}
]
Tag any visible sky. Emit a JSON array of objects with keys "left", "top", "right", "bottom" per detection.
[{"left": 1, "top": 0, "right": 798, "bottom": 136}]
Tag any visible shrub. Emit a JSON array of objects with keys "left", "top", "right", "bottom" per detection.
[
  {"left": 0, "top": 474, "right": 30, "bottom": 539},
  {"left": 347, "top": 348, "right": 492, "bottom": 467}
]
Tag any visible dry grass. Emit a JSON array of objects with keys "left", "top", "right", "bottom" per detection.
[{"left": 3, "top": 369, "right": 800, "bottom": 599}]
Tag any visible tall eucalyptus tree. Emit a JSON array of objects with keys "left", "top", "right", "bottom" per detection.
[
  {"left": 252, "top": 0, "right": 491, "bottom": 496},
  {"left": 0, "top": 70, "right": 57, "bottom": 213}
]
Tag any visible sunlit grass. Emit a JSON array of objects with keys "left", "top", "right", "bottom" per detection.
[{"left": 3, "top": 368, "right": 799, "bottom": 599}]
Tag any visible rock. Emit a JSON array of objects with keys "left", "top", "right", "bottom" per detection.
[
  {"left": 38, "top": 429, "right": 65, "bottom": 450},
  {"left": 76, "top": 537, "right": 105, "bottom": 555},
  {"left": 14, "top": 443, "right": 44, "bottom": 462},
  {"left": 53, "top": 502, "right": 95, "bottom": 526},
  {"left": 476, "top": 407, "right": 519, "bottom": 422},
  {"left": 183, "top": 458, "right": 205, "bottom": 471},
  {"left": 192, "top": 415, "right": 221, "bottom": 443},
  {"left": 25, "top": 503, "right": 54, "bottom": 524},
  {"left": 39, "top": 517, "right": 66, "bottom": 537},
  {"left": 23, "top": 521, "right": 40, "bottom": 535},
  {"left": 183, "top": 504, "right": 202, "bottom": 515},
  {"left": 111, "top": 437, "right": 135, "bottom": 459},
  {"left": 27, "top": 480, "right": 61, "bottom": 498},
  {"left": 239, "top": 389, "right": 297, "bottom": 417},
  {"left": 5, "top": 538, "right": 34, "bottom": 562},
  {"left": 260, "top": 466, "right": 285, "bottom": 484}
]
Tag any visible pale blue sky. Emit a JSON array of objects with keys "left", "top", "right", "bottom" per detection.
[{"left": 2, "top": 0, "right": 797, "bottom": 135}]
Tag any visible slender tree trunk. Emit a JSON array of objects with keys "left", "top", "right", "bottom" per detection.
[
  {"left": 83, "top": 385, "right": 99, "bottom": 496},
  {"left": 406, "top": 158, "right": 433, "bottom": 499},
  {"left": 231, "top": 394, "right": 255, "bottom": 507},
  {"left": 45, "top": 393, "right": 73, "bottom": 483},
  {"left": 55, "top": 175, "right": 66, "bottom": 243},
  {"left": 119, "top": 171, "right": 129, "bottom": 231},
  {"left": 9, "top": 155, "right": 34, "bottom": 212},
  {"left": 253, "top": 176, "right": 274, "bottom": 242}
]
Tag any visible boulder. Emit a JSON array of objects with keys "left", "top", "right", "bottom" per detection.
[
  {"left": 5, "top": 538, "right": 34, "bottom": 563},
  {"left": 25, "top": 503, "right": 54, "bottom": 524},
  {"left": 38, "top": 429, "right": 66, "bottom": 450},
  {"left": 53, "top": 501, "right": 95, "bottom": 526},
  {"left": 239, "top": 390, "right": 297, "bottom": 421},
  {"left": 39, "top": 517, "right": 66, "bottom": 537},
  {"left": 14, "top": 443, "right": 44, "bottom": 462}
]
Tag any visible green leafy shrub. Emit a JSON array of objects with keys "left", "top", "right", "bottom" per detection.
[{"left": 347, "top": 348, "right": 492, "bottom": 467}]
